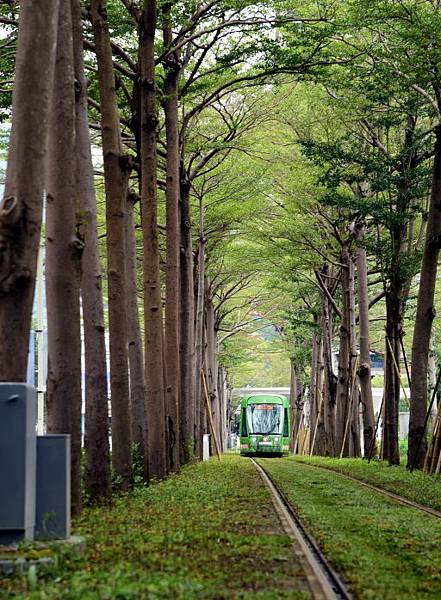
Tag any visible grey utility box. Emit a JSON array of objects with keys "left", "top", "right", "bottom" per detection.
[
  {"left": 0, "top": 383, "right": 37, "bottom": 545},
  {"left": 35, "top": 435, "right": 70, "bottom": 540}
]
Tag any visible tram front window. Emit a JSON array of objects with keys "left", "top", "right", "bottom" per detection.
[{"left": 247, "top": 404, "right": 283, "bottom": 435}]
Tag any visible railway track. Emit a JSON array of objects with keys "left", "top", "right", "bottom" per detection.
[
  {"left": 251, "top": 458, "right": 352, "bottom": 600},
  {"left": 296, "top": 461, "right": 441, "bottom": 520}
]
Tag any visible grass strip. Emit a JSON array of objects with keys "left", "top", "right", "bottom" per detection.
[
  {"left": 1, "top": 455, "right": 311, "bottom": 600},
  {"left": 294, "top": 455, "right": 441, "bottom": 511},
  {"left": 260, "top": 458, "right": 441, "bottom": 600}
]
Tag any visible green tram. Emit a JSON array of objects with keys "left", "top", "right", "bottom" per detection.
[{"left": 239, "top": 394, "right": 290, "bottom": 456}]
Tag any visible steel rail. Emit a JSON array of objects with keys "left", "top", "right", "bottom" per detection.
[
  {"left": 297, "top": 462, "right": 441, "bottom": 520},
  {"left": 251, "top": 458, "right": 352, "bottom": 600}
]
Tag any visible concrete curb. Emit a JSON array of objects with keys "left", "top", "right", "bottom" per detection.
[{"left": 0, "top": 535, "right": 85, "bottom": 574}]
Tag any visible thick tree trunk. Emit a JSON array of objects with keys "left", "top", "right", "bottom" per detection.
[
  {"left": 409, "top": 127, "right": 441, "bottom": 469},
  {"left": 0, "top": 1, "right": 59, "bottom": 381},
  {"left": 314, "top": 333, "right": 326, "bottom": 455},
  {"left": 179, "top": 170, "right": 195, "bottom": 463},
  {"left": 163, "top": 6, "right": 181, "bottom": 471},
  {"left": 428, "top": 332, "right": 438, "bottom": 429},
  {"left": 206, "top": 295, "right": 220, "bottom": 453},
  {"left": 348, "top": 253, "right": 361, "bottom": 457},
  {"left": 295, "top": 379, "right": 305, "bottom": 453},
  {"left": 91, "top": 0, "right": 132, "bottom": 489},
  {"left": 125, "top": 192, "right": 147, "bottom": 473},
  {"left": 194, "top": 201, "right": 206, "bottom": 458},
  {"left": 72, "top": 0, "right": 110, "bottom": 502},
  {"left": 218, "top": 368, "right": 224, "bottom": 452},
  {"left": 309, "top": 323, "right": 319, "bottom": 454},
  {"left": 335, "top": 249, "right": 351, "bottom": 455},
  {"left": 321, "top": 266, "right": 337, "bottom": 456},
  {"left": 289, "top": 359, "right": 298, "bottom": 452},
  {"left": 46, "top": 1, "right": 82, "bottom": 515},
  {"left": 383, "top": 292, "right": 401, "bottom": 465},
  {"left": 426, "top": 402, "right": 441, "bottom": 472},
  {"left": 218, "top": 367, "right": 227, "bottom": 452},
  {"left": 199, "top": 279, "right": 209, "bottom": 450},
  {"left": 139, "top": 0, "right": 167, "bottom": 479},
  {"left": 354, "top": 223, "right": 377, "bottom": 458}
]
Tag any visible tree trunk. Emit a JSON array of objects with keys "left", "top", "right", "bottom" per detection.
[
  {"left": 354, "top": 222, "right": 377, "bottom": 458},
  {"left": 46, "top": 0, "right": 82, "bottom": 515},
  {"left": 289, "top": 359, "right": 298, "bottom": 452},
  {"left": 194, "top": 201, "right": 206, "bottom": 458},
  {"left": 348, "top": 252, "right": 360, "bottom": 457},
  {"left": 335, "top": 249, "right": 351, "bottom": 455},
  {"left": 0, "top": 0, "right": 59, "bottom": 381},
  {"left": 314, "top": 332, "right": 326, "bottom": 455},
  {"left": 72, "top": 0, "right": 111, "bottom": 502},
  {"left": 383, "top": 292, "right": 401, "bottom": 465},
  {"left": 125, "top": 192, "right": 147, "bottom": 475},
  {"left": 427, "top": 406, "right": 441, "bottom": 472},
  {"left": 409, "top": 126, "right": 441, "bottom": 469},
  {"left": 428, "top": 332, "right": 438, "bottom": 429},
  {"left": 206, "top": 294, "right": 220, "bottom": 453},
  {"left": 91, "top": 0, "right": 132, "bottom": 489},
  {"left": 218, "top": 368, "right": 224, "bottom": 452},
  {"left": 309, "top": 324, "right": 319, "bottom": 454},
  {"left": 321, "top": 265, "right": 337, "bottom": 456},
  {"left": 163, "top": 5, "right": 181, "bottom": 471},
  {"left": 179, "top": 168, "right": 195, "bottom": 463},
  {"left": 139, "top": 0, "right": 167, "bottom": 479}
]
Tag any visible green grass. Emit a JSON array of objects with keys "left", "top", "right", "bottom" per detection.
[
  {"left": 294, "top": 455, "right": 441, "bottom": 511},
  {"left": 259, "top": 458, "right": 441, "bottom": 600},
  {"left": 1, "top": 456, "right": 311, "bottom": 600}
]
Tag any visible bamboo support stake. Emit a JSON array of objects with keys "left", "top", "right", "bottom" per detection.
[
  {"left": 425, "top": 407, "right": 441, "bottom": 472},
  {"left": 309, "top": 389, "right": 324, "bottom": 456},
  {"left": 293, "top": 405, "right": 304, "bottom": 454},
  {"left": 340, "top": 356, "right": 359, "bottom": 459},
  {"left": 386, "top": 336, "right": 409, "bottom": 407},
  {"left": 399, "top": 335, "right": 411, "bottom": 388},
  {"left": 301, "top": 427, "right": 310, "bottom": 455},
  {"left": 201, "top": 369, "right": 221, "bottom": 460},
  {"left": 435, "top": 439, "right": 441, "bottom": 475},
  {"left": 412, "top": 365, "right": 441, "bottom": 472}
]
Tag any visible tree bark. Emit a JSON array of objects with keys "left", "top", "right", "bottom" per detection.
[
  {"left": 428, "top": 332, "right": 438, "bottom": 429},
  {"left": 289, "top": 359, "right": 298, "bottom": 452},
  {"left": 125, "top": 192, "right": 147, "bottom": 475},
  {"left": 206, "top": 293, "right": 220, "bottom": 453},
  {"left": 383, "top": 293, "right": 401, "bottom": 465},
  {"left": 0, "top": 0, "right": 59, "bottom": 381},
  {"left": 335, "top": 249, "right": 351, "bottom": 455},
  {"left": 72, "top": 0, "right": 111, "bottom": 502},
  {"left": 91, "top": 0, "right": 132, "bottom": 489},
  {"left": 163, "top": 4, "right": 181, "bottom": 471},
  {"left": 194, "top": 201, "right": 206, "bottom": 458},
  {"left": 354, "top": 222, "right": 377, "bottom": 458},
  {"left": 46, "top": 0, "right": 82, "bottom": 515},
  {"left": 314, "top": 331, "right": 326, "bottom": 455},
  {"left": 321, "top": 265, "right": 337, "bottom": 456},
  {"left": 409, "top": 126, "right": 441, "bottom": 469},
  {"left": 139, "top": 0, "right": 167, "bottom": 479},
  {"left": 309, "top": 318, "right": 319, "bottom": 454},
  {"left": 348, "top": 251, "right": 360, "bottom": 457},
  {"left": 179, "top": 167, "right": 195, "bottom": 463}
]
